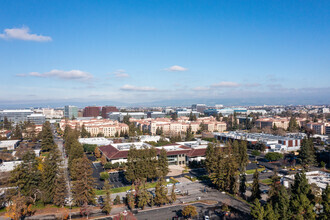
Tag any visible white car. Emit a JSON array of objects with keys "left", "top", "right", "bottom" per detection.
[
  {"left": 167, "top": 183, "right": 174, "bottom": 187},
  {"left": 204, "top": 216, "right": 210, "bottom": 220},
  {"left": 174, "top": 189, "right": 181, "bottom": 193},
  {"left": 126, "top": 189, "right": 136, "bottom": 194}
]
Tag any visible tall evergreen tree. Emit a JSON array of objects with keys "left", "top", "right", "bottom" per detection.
[
  {"left": 320, "top": 184, "right": 329, "bottom": 220},
  {"left": 102, "top": 180, "right": 112, "bottom": 214},
  {"left": 264, "top": 203, "right": 276, "bottom": 220},
  {"left": 251, "top": 199, "right": 264, "bottom": 220},
  {"left": 41, "top": 149, "right": 61, "bottom": 204},
  {"left": 239, "top": 172, "right": 247, "bottom": 198},
  {"left": 80, "top": 124, "right": 90, "bottom": 138},
  {"left": 185, "top": 126, "right": 194, "bottom": 141},
  {"left": 10, "top": 151, "right": 41, "bottom": 201},
  {"left": 298, "top": 137, "right": 316, "bottom": 169},
  {"left": 238, "top": 141, "right": 248, "bottom": 171},
  {"left": 154, "top": 179, "right": 168, "bottom": 206},
  {"left": 53, "top": 169, "right": 68, "bottom": 207},
  {"left": 170, "top": 185, "right": 177, "bottom": 204},
  {"left": 205, "top": 143, "right": 217, "bottom": 174},
  {"left": 71, "top": 156, "right": 95, "bottom": 206},
  {"left": 158, "top": 148, "right": 169, "bottom": 179},
  {"left": 289, "top": 172, "right": 316, "bottom": 220},
  {"left": 41, "top": 121, "right": 55, "bottom": 151},
  {"left": 137, "top": 182, "right": 151, "bottom": 210},
  {"left": 250, "top": 169, "right": 261, "bottom": 201},
  {"left": 126, "top": 192, "right": 135, "bottom": 210}
]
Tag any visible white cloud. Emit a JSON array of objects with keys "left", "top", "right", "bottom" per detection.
[
  {"left": 25, "top": 69, "right": 93, "bottom": 81},
  {"left": 0, "top": 27, "right": 52, "bottom": 42},
  {"left": 212, "top": 81, "right": 240, "bottom": 88},
  {"left": 120, "top": 84, "right": 157, "bottom": 91},
  {"left": 193, "top": 86, "right": 210, "bottom": 91},
  {"left": 113, "top": 69, "right": 129, "bottom": 78},
  {"left": 164, "top": 65, "right": 188, "bottom": 72}
]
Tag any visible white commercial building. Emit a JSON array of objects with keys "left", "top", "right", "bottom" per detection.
[
  {"left": 78, "top": 137, "right": 113, "bottom": 146},
  {"left": 0, "top": 140, "right": 19, "bottom": 151}
]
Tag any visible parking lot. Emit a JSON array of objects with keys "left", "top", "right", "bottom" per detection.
[{"left": 109, "top": 171, "right": 130, "bottom": 188}]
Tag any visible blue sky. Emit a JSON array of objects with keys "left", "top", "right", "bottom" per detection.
[{"left": 0, "top": 0, "right": 329, "bottom": 106}]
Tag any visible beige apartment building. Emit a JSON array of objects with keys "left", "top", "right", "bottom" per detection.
[{"left": 59, "top": 119, "right": 128, "bottom": 137}]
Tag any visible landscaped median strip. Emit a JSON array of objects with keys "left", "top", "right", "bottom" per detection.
[
  {"left": 245, "top": 167, "right": 265, "bottom": 175},
  {"left": 96, "top": 180, "right": 177, "bottom": 195}
]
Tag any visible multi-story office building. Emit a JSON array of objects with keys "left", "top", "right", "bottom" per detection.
[
  {"left": 64, "top": 105, "right": 78, "bottom": 119},
  {"left": 83, "top": 106, "right": 100, "bottom": 117},
  {"left": 0, "top": 109, "right": 34, "bottom": 123},
  {"left": 147, "top": 111, "right": 165, "bottom": 118},
  {"left": 27, "top": 114, "right": 46, "bottom": 125},
  {"left": 101, "top": 106, "right": 119, "bottom": 118},
  {"left": 192, "top": 104, "right": 207, "bottom": 113}
]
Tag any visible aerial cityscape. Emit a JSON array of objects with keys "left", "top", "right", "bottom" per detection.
[{"left": 0, "top": 1, "right": 329, "bottom": 220}]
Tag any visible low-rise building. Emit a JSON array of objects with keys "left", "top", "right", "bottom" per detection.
[
  {"left": 214, "top": 131, "right": 304, "bottom": 153},
  {"left": 78, "top": 137, "right": 113, "bottom": 146},
  {"left": 0, "top": 140, "right": 19, "bottom": 151},
  {"left": 98, "top": 141, "right": 210, "bottom": 165},
  {"left": 60, "top": 118, "right": 129, "bottom": 137}
]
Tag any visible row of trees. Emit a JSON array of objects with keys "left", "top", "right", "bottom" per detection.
[
  {"left": 63, "top": 125, "right": 95, "bottom": 206},
  {"left": 125, "top": 146, "right": 169, "bottom": 183},
  {"left": 205, "top": 140, "right": 248, "bottom": 194},
  {"left": 6, "top": 121, "right": 68, "bottom": 219},
  {"left": 251, "top": 171, "right": 329, "bottom": 220},
  {"left": 126, "top": 179, "right": 177, "bottom": 211}
]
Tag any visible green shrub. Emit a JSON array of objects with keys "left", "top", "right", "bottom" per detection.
[{"left": 100, "top": 171, "right": 110, "bottom": 180}]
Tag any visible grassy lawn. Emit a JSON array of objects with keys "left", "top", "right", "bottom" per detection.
[
  {"left": 96, "top": 180, "right": 176, "bottom": 195},
  {"left": 246, "top": 168, "right": 265, "bottom": 175},
  {"left": 260, "top": 178, "right": 272, "bottom": 185},
  {"left": 0, "top": 208, "right": 6, "bottom": 213}
]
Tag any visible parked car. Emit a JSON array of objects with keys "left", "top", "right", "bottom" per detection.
[
  {"left": 174, "top": 182, "right": 181, "bottom": 185},
  {"left": 174, "top": 189, "right": 181, "bottom": 194},
  {"left": 126, "top": 189, "right": 136, "bottom": 194},
  {"left": 167, "top": 183, "right": 174, "bottom": 187}
]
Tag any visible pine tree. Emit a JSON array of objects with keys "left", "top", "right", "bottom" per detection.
[
  {"left": 114, "top": 195, "right": 121, "bottom": 205},
  {"left": 81, "top": 124, "right": 90, "bottom": 138},
  {"left": 154, "top": 179, "right": 168, "bottom": 206},
  {"left": 170, "top": 184, "right": 177, "bottom": 203},
  {"left": 10, "top": 151, "right": 41, "bottom": 200},
  {"left": 158, "top": 148, "right": 169, "bottom": 179},
  {"left": 264, "top": 203, "right": 276, "bottom": 220},
  {"left": 71, "top": 156, "right": 95, "bottom": 206},
  {"left": 250, "top": 169, "right": 261, "bottom": 201},
  {"left": 268, "top": 171, "right": 281, "bottom": 206},
  {"left": 13, "top": 124, "right": 23, "bottom": 139},
  {"left": 289, "top": 172, "right": 316, "bottom": 219},
  {"left": 68, "top": 139, "right": 84, "bottom": 169},
  {"left": 239, "top": 172, "right": 247, "bottom": 198},
  {"left": 185, "top": 126, "right": 194, "bottom": 141},
  {"left": 102, "top": 180, "right": 112, "bottom": 214},
  {"left": 250, "top": 199, "right": 264, "bottom": 220},
  {"left": 205, "top": 143, "right": 217, "bottom": 173},
  {"left": 320, "top": 184, "right": 329, "bottom": 220},
  {"left": 238, "top": 141, "right": 248, "bottom": 171},
  {"left": 137, "top": 182, "right": 151, "bottom": 210},
  {"left": 53, "top": 169, "right": 68, "bottom": 207},
  {"left": 41, "top": 149, "right": 61, "bottom": 204},
  {"left": 276, "top": 185, "right": 289, "bottom": 220},
  {"left": 298, "top": 137, "right": 316, "bottom": 169},
  {"left": 41, "top": 121, "right": 55, "bottom": 151},
  {"left": 126, "top": 192, "right": 135, "bottom": 210}
]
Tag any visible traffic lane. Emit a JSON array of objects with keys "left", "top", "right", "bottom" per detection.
[{"left": 135, "top": 203, "right": 221, "bottom": 220}]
